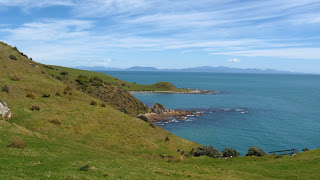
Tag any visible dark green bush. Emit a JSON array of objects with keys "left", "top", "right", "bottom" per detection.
[
  {"left": 302, "top": 148, "right": 309, "bottom": 152},
  {"left": 1, "top": 85, "right": 9, "bottom": 93},
  {"left": 76, "top": 75, "right": 89, "bottom": 86},
  {"left": 9, "top": 55, "right": 17, "bottom": 60},
  {"left": 79, "top": 164, "right": 90, "bottom": 171},
  {"left": 43, "top": 65, "right": 54, "bottom": 69},
  {"left": 222, "top": 147, "right": 240, "bottom": 157},
  {"left": 90, "top": 100, "right": 97, "bottom": 106},
  {"left": 194, "top": 146, "right": 221, "bottom": 158},
  {"left": 138, "top": 115, "right": 148, "bottom": 122},
  {"left": 60, "top": 71, "right": 68, "bottom": 75},
  {"left": 246, "top": 146, "right": 266, "bottom": 156},
  {"left": 42, "top": 93, "right": 50, "bottom": 98}
]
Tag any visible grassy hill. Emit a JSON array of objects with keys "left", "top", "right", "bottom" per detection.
[{"left": 1, "top": 42, "right": 319, "bottom": 179}]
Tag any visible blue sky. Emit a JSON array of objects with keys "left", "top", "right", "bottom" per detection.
[{"left": 1, "top": 0, "right": 320, "bottom": 73}]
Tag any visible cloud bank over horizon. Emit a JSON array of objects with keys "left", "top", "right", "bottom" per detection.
[{"left": 1, "top": 0, "right": 320, "bottom": 73}]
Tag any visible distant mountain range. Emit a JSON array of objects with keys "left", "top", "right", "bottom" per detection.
[{"left": 75, "top": 66, "right": 298, "bottom": 74}]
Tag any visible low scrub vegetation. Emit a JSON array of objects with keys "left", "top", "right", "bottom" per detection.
[
  {"left": 90, "top": 100, "right": 97, "bottom": 106},
  {"left": 1, "top": 85, "right": 9, "bottom": 93},
  {"left": 222, "top": 147, "right": 240, "bottom": 157},
  {"left": 9, "top": 54, "right": 17, "bottom": 61},
  {"left": 26, "top": 92, "right": 36, "bottom": 99},
  {"left": 246, "top": 146, "right": 266, "bottom": 156},
  {"left": 8, "top": 137, "right": 26, "bottom": 149},
  {"left": 31, "top": 105, "right": 40, "bottom": 111},
  {"left": 50, "top": 119, "right": 61, "bottom": 126},
  {"left": 42, "top": 93, "right": 50, "bottom": 98},
  {"left": 11, "top": 74, "right": 20, "bottom": 81},
  {"left": 193, "top": 146, "right": 221, "bottom": 158}
]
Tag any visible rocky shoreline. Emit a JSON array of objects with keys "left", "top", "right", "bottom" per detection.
[{"left": 130, "top": 89, "right": 220, "bottom": 95}]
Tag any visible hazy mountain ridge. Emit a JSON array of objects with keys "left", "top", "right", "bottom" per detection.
[{"left": 76, "top": 66, "right": 298, "bottom": 74}]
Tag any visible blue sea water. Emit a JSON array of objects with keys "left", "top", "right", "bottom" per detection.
[{"left": 101, "top": 71, "right": 320, "bottom": 155}]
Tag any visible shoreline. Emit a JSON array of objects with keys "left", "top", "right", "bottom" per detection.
[{"left": 130, "top": 89, "right": 220, "bottom": 95}]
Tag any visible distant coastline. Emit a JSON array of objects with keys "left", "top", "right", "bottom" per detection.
[{"left": 129, "top": 89, "right": 220, "bottom": 95}]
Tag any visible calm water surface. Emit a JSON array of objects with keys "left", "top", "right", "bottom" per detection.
[{"left": 102, "top": 71, "right": 320, "bottom": 155}]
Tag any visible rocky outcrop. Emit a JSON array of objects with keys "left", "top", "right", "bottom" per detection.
[
  {"left": 0, "top": 99, "right": 12, "bottom": 120},
  {"left": 151, "top": 103, "right": 168, "bottom": 114}
]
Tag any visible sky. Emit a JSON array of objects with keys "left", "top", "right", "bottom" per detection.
[{"left": 1, "top": 0, "right": 320, "bottom": 73}]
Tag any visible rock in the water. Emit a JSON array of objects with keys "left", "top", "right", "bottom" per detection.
[
  {"left": 0, "top": 99, "right": 12, "bottom": 120},
  {"left": 151, "top": 103, "right": 168, "bottom": 114}
]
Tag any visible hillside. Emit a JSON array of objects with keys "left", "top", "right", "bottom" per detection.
[{"left": 0, "top": 42, "right": 319, "bottom": 179}]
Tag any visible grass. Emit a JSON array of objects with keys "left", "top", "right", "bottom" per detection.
[{"left": 1, "top": 41, "right": 319, "bottom": 179}]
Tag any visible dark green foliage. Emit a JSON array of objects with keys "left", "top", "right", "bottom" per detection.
[
  {"left": 1, "top": 85, "right": 9, "bottom": 93},
  {"left": 222, "top": 148, "right": 240, "bottom": 157},
  {"left": 302, "top": 148, "right": 309, "bottom": 152},
  {"left": 246, "top": 146, "right": 266, "bottom": 157},
  {"left": 165, "top": 136, "right": 170, "bottom": 142},
  {"left": 60, "top": 71, "right": 68, "bottom": 76},
  {"left": 119, "top": 107, "right": 129, "bottom": 114},
  {"left": 138, "top": 115, "right": 148, "bottom": 122},
  {"left": 76, "top": 75, "right": 89, "bottom": 86},
  {"left": 43, "top": 65, "right": 54, "bottom": 69},
  {"left": 56, "top": 76, "right": 62, "bottom": 81},
  {"left": 79, "top": 164, "right": 90, "bottom": 171},
  {"left": 194, "top": 146, "right": 221, "bottom": 158},
  {"left": 101, "top": 103, "right": 106, "bottom": 107},
  {"left": 12, "top": 46, "right": 18, "bottom": 51},
  {"left": 9, "top": 55, "right": 17, "bottom": 60}
]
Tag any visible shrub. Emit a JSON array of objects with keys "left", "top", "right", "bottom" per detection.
[
  {"left": 12, "top": 46, "right": 18, "bottom": 51},
  {"left": 50, "top": 119, "right": 61, "bottom": 126},
  {"left": 302, "top": 148, "right": 309, "bottom": 152},
  {"left": 165, "top": 136, "right": 170, "bottom": 142},
  {"left": 101, "top": 103, "right": 106, "bottom": 107},
  {"left": 56, "top": 91, "right": 61, "bottom": 96},
  {"left": 31, "top": 105, "right": 40, "bottom": 111},
  {"left": 26, "top": 92, "right": 36, "bottom": 99},
  {"left": 79, "top": 164, "right": 90, "bottom": 171},
  {"left": 194, "top": 146, "right": 221, "bottom": 158},
  {"left": 41, "top": 70, "right": 46, "bottom": 74},
  {"left": 149, "top": 123, "right": 156, "bottom": 128},
  {"left": 222, "top": 148, "right": 240, "bottom": 157},
  {"left": 138, "top": 115, "right": 148, "bottom": 122},
  {"left": 1, "top": 85, "right": 9, "bottom": 93},
  {"left": 90, "top": 100, "right": 97, "bottom": 106},
  {"left": 11, "top": 74, "right": 20, "bottom": 81},
  {"left": 42, "top": 93, "right": 50, "bottom": 98},
  {"left": 60, "top": 71, "right": 68, "bottom": 75},
  {"left": 63, "top": 86, "right": 72, "bottom": 94},
  {"left": 9, "top": 55, "right": 17, "bottom": 60},
  {"left": 246, "top": 146, "right": 266, "bottom": 156},
  {"left": 8, "top": 137, "right": 26, "bottom": 149},
  {"left": 43, "top": 65, "right": 54, "bottom": 69},
  {"left": 76, "top": 75, "right": 89, "bottom": 86}
]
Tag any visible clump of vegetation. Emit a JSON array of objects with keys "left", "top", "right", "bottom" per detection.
[
  {"left": 79, "top": 164, "right": 90, "bottom": 171},
  {"left": 43, "top": 65, "right": 54, "bottom": 69},
  {"left": 50, "top": 119, "right": 61, "bottom": 126},
  {"left": 56, "top": 91, "right": 61, "bottom": 96},
  {"left": 7, "top": 137, "right": 26, "bottom": 149},
  {"left": 165, "top": 136, "right": 170, "bottom": 142},
  {"left": 11, "top": 74, "right": 20, "bottom": 81},
  {"left": 246, "top": 146, "right": 266, "bottom": 157},
  {"left": 1, "top": 85, "right": 9, "bottom": 93},
  {"left": 194, "top": 146, "right": 221, "bottom": 158},
  {"left": 60, "top": 71, "right": 68, "bottom": 76},
  {"left": 42, "top": 93, "right": 50, "bottom": 98},
  {"left": 63, "top": 86, "right": 72, "bottom": 94},
  {"left": 9, "top": 55, "right": 17, "bottom": 61},
  {"left": 119, "top": 107, "right": 129, "bottom": 114},
  {"left": 302, "top": 148, "right": 309, "bottom": 152},
  {"left": 222, "top": 148, "right": 240, "bottom": 157},
  {"left": 101, "top": 103, "right": 106, "bottom": 107},
  {"left": 274, "top": 155, "right": 283, "bottom": 159},
  {"left": 76, "top": 75, "right": 89, "bottom": 86},
  {"left": 90, "top": 100, "right": 97, "bottom": 106},
  {"left": 137, "top": 115, "right": 148, "bottom": 122},
  {"left": 31, "top": 105, "right": 40, "bottom": 111},
  {"left": 41, "top": 70, "right": 46, "bottom": 74},
  {"left": 26, "top": 92, "right": 36, "bottom": 99}
]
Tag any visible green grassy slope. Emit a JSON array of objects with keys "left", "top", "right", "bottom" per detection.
[{"left": 1, "top": 42, "right": 319, "bottom": 179}]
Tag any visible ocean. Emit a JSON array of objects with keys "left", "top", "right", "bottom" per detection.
[{"left": 101, "top": 71, "right": 320, "bottom": 155}]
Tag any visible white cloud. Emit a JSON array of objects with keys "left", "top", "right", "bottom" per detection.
[
  {"left": 227, "top": 58, "right": 241, "bottom": 62},
  {"left": 0, "top": 0, "right": 73, "bottom": 9}
]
